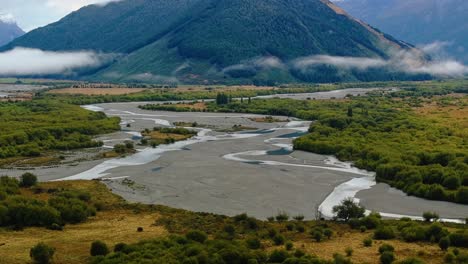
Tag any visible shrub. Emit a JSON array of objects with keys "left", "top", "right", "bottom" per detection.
[
  {"left": 90, "top": 240, "right": 109, "bottom": 256},
  {"left": 398, "top": 257, "right": 425, "bottom": 264},
  {"left": 286, "top": 223, "right": 294, "bottom": 231},
  {"left": 380, "top": 251, "right": 395, "bottom": 264},
  {"left": 293, "top": 215, "right": 305, "bottom": 221},
  {"left": 20, "top": 173, "right": 38, "bottom": 188},
  {"left": 312, "top": 231, "right": 322, "bottom": 242},
  {"left": 48, "top": 197, "right": 93, "bottom": 224},
  {"left": 332, "top": 198, "right": 365, "bottom": 221},
  {"left": 114, "top": 242, "right": 127, "bottom": 252},
  {"left": 422, "top": 211, "right": 439, "bottom": 222},
  {"left": 285, "top": 242, "right": 294, "bottom": 251},
  {"left": 246, "top": 237, "right": 261, "bottom": 250},
  {"left": 30, "top": 242, "right": 55, "bottom": 264},
  {"left": 294, "top": 249, "right": 305, "bottom": 258},
  {"left": 186, "top": 230, "right": 208, "bottom": 243},
  {"left": 234, "top": 213, "right": 248, "bottom": 222},
  {"left": 273, "top": 234, "right": 285, "bottom": 245},
  {"left": 268, "top": 228, "right": 278, "bottom": 238},
  {"left": 374, "top": 226, "right": 395, "bottom": 240},
  {"left": 448, "top": 230, "right": 468, "bottom": 247},
  {"left": 363, "top": 238, "right": 373, "bottom": 247},
  {"left": 361, "top": 213, "right": 382, "bottom": 229},
  {"left": 333, "top": 253, "right": 352, "bottom": 264},
  {"left": 223, "top": 224, "right": 236, "bottom": 236},
  {"left": 275, "top": 211, "right": 289, "bottom": 222},
  {"left": 345, "top": 247, "right": 353, "bottom": 257},
  {"left": 360, "top": 226, "right": 367, "bottom": 233},
  {"left": 439, "top": 237, "right": 450, "bottom": 251},
  {"left": 378, "top": 244, "right": 395, "bottom": 254},
  {"left": 269, "top": 250, "right": 289, "bottom": 263},
  {"left": 443, "top": 252, "right": 455, "bottom": 264},
  {"left": 267, "top": 216, "right": 275, "bottom": 222},
  {"left": 324, "top": 228, "right": 333, "bottom": 239},
  {"left": 296, "top": 225, "right": 305, "bottom": 233}
]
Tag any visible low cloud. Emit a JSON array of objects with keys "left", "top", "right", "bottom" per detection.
[
  {"left": 293, "top": 55, "right": 386, "bottom": 70},
  {"left": 128, "top": 73, "right": 179, "bottom": 84},
  {"left": 223, "top": 56, "right": 285, "bottom": 74},
  {"left": 0, "top": 47, "right": 109, "bottom": 76},
  {"left": 0, "top": 13, "right": 15, "bottom": 23},
  {"left": 291, "top": 43, "right": 468, "bottom": 77}
]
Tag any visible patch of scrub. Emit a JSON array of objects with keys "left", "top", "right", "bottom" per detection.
[{"left": 319, "top": 157, "right": 465, "bottom": 223}]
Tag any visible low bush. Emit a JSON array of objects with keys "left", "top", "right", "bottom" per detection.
[
  {"left": 273, "top": 234, "right": 285, "bottom": 245},
  {"left": 363, "top": 238, "right": 373, "bottom": 247},
  {"left": 90, "top": 241, "right": 109, "bottom": 256},
  {"left": 378, "top": 244, "right": 395, "bottom": 254},
  {"left": 30, "top": 242, "right": 55, "bottom": 264},
  {"left": 20, "top": 173, "right": 38, "bottom": 188},
  {"left": 439, "top": 237, "right": 450, "bottom": 251},
  {"left": 374, "top": 226, "right": 396, "bottom": 240},
  {"left": 380, "top": 251, "right": 395, "bottom": 264},
  {"left": 186, "top": 230, "right": 208, "bottom": 243}
]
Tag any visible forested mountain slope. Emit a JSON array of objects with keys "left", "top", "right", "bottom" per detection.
[{"left": 2, "top": 0, "right": 427, "bottom": 84}]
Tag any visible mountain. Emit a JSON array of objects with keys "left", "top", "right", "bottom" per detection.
[
  {"left": 334, "top": 0, "right": 468, "bottom": 63},
  {"left": 2, "top": 0, "right": 428, "bottom": 84},
  {"left": 0, "top": 20, "right": 24, "bottom": 47}
]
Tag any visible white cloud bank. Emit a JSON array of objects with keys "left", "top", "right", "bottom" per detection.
[
  {"left": 292, "top": 43, "right": 468, "bottom": 77},
  {"left": 0, "top": 47, "right": 106, "bottom": 76},
  {"left": 45, "top": 0, "right": 121, "bottom": 12}
]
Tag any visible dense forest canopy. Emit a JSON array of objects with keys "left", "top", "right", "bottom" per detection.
[{"left": 1, "top": 0, "right": 427, "bottom": 84}]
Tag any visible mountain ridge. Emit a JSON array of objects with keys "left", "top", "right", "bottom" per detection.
[
  {"left": 333, "top": 0, "right": 468, "bottom": 63},
  {"left": 0, "top": 19, "right": 24, "bottom": 47},
  {"left": 2, "top": 0, "right": 429, "bottom": 84}
]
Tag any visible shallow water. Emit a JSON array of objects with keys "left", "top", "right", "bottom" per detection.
[{"left": 5, "top": 88, "right": 464, "bottom": 221}]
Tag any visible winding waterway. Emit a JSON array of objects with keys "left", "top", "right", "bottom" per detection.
[{"left": 1, "top": 88, "right": 466, "bottom": 221}]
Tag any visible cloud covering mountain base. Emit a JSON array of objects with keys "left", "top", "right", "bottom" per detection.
[{"left": 0, "top": 47, "right": 111, "bottom": 76}]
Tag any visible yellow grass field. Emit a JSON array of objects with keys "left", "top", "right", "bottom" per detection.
[{"left": 0, "top": 181, "right": 463, "bottom": 264}]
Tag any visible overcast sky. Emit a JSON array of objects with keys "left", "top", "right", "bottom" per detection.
[{"left": 0, "top": 0, "right": 119, "bottom": 31}]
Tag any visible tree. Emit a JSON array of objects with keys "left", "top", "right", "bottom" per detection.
[
  {"left": 30, "top": 242, "right": 55, "bottom": 264},
  {"left": 422, "top": 211, "right": 439, "bottom": 222},
  {"left": 90, "top": 240, "right": 109, "bottom": 256},
  {"left": 20, "top": 173, "right": 38, "bottom": 188},
  {"left": 332, "top": 198, "right": 365, "bottom": 221}
]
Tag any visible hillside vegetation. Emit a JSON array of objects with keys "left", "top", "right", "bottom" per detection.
[{"left": 2, "top": 0, "right": 425, "bottom": 84}]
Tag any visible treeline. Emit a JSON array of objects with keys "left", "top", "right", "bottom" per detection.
[
  {"left": 201, "top": 88, "right": 468, "bottom": 204},
  {"left": 44, "top": 86, "right": 335, "bottom": 105},
  {"left": 0, "top": 174, "right": 96, "bottom": 229},
  {"left": 0, "top": 100, "right": 120, "bottom": 159}
]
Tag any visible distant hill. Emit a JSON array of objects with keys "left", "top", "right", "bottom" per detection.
[
  {"left": 0, "top": 20, "right": 24, "bottom": 47},
  {"left": 2, "top": 0, "right": 429, "bottom": 84},
  {"left": 334, "top": 0, "right": 468, "bottom": 63}
]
